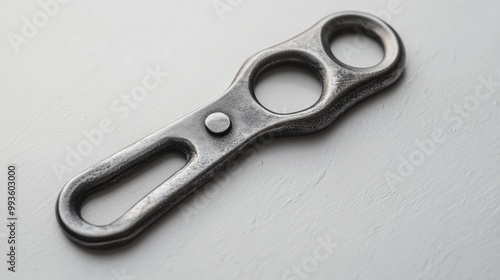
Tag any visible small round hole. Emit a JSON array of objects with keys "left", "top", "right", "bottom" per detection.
[
  {"left": 254, "top": 64, "right": 322, "bottom": 114},
  {"left": 330, "top": 30, "right": 384, "bottom": 68}
]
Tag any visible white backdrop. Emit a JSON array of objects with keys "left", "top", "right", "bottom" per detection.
[{"left": 1, "top": 0, "right": 500, "bottom": 279}]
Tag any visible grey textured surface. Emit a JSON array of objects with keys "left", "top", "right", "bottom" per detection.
[{"left": 1, "top": 0, "right": 499, "bottom": 279}]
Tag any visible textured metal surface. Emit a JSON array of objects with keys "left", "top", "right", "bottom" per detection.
[{"left": 56, "top": 11, "right": 405, "bottom": 249}]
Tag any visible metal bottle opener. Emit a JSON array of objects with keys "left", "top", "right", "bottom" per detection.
[{"left": 56, "top": 11, "right": 405, "bottom": 248}]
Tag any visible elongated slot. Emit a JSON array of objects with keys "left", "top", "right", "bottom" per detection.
[{"left": 81, "top": 151, "right": 187, "bottom": 225}]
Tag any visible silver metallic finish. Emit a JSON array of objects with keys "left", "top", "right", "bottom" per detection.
[
  {"left": 56, "top": 11, "right": 405, "bottom": 249},
  {"left": 205, "top": 112, "right": 231, "bottom": 135}
]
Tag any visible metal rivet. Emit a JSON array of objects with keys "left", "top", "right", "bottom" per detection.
[{"left": 205, "top": 112, "right": 231, "bottom": 135}]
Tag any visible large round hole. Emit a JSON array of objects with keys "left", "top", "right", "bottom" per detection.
[
  {"left": 254, "top": 64, "right": 322, "bottom": 114},
  {"left": 330, "top": 30, "right": 384, "bottom": 68}
]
